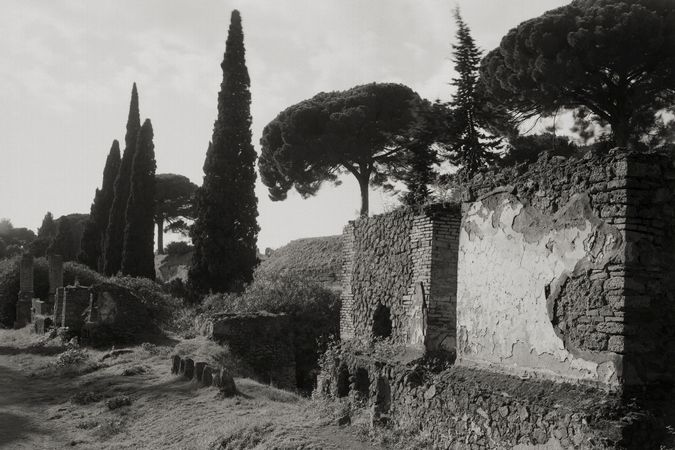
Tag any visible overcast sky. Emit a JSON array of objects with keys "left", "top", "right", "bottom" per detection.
[{"left": 1, "top": 0, "right": 569, "bottom": 250}]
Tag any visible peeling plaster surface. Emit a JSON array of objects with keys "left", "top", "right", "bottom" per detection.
[{"left": 457, "top": 194, "right": 617, "bottom": 384}]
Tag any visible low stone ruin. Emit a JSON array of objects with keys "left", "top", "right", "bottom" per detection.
[
  {"left": 170, "top": 354, "right": 236, "bottom": 396},
  {"left": 14, "top": 254, "right": 151, "bottom": 345},
  {"left": 199, "top": 312, "right": 296, "bottom": 389}
]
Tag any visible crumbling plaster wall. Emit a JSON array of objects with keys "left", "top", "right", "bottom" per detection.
[
  {"left": 458, "top": 191, "right": 622, "bottom": 385},
  {"left": 457, "top": 150, "right": 675, "bottom": 386}
]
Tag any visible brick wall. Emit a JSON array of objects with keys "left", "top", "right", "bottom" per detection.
[
  {"left": 340, "top": 206, "right": 461, "bottom": 353},
  {"left": 457, "top": 150, "right": 675, "bottom": 386},
  {"left": 338, "top": 149, "right": 675, "bottom": 387}
]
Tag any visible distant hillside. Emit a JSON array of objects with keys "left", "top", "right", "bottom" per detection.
[{"left": 256, "top": 235, "right": 343, "bottom": 289}]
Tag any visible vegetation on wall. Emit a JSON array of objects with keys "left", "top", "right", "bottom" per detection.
[
  {"left": 203, "top": 272, "right": 340, "bottom": 391},
  {"left": 189, "top": 10, "right": 259, "bottom": 295}
]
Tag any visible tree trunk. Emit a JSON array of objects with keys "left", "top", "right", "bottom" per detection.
[
  {"left": 156, "top": 219, "right": 164, "bottom": 254},
  {"left": 612, "top": 118, "right": 630, "bottom": 149},
  {"left": 358, "top": 174, "right": 369, "bottom": 218}
]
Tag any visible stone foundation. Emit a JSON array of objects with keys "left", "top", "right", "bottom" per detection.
[
  {"left": 317, "top": 345, "right": 670, "bottom": 449},
  {"left": 170, "top": 354, "right": 236, "bottom": 395},
  {"left": 201, "top": 312, "right": 296, "bottom": 389}
]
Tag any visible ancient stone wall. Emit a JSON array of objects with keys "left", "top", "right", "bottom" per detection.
[
  {"left": 456, "top": 150, "right": 675, "bottom": 386},
  {"left": 203, "top": 312, "right": 296, "bottom": 389},
  {"left": 81, "top": 284, "right": 153, "bottom": 346},
  {"left": 54, "top": 285, "right": 92, "bottom": 332},
  {"left": 317, "top": 348, "right": 667, "bottom": 449},
  {"left": 339, "top": 150, "right": 675, "bottom": 387},
  {"left": 340, "top": 206, "right": 461, "bottom": 352}
]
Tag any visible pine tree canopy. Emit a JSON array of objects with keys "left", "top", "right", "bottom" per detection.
[
  {"left": 103, "top": 83, "right": 140, "bottom": 275},
  {"left": 154, "top": 173, "right": 197, "bottom": 254},
  {"left": 121, "top": 119, "right": 156, "bottom": 279},
  {"left": 259, "top": 82, "right": 425, "bottom": 217},
  {"left": 189, "top": 10, "right": 259, "bottom": 295},
  {"left": 480, "top": 0, "right": 675, "bottom": 148}
]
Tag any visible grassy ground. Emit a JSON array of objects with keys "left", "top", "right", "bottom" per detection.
[{"left": 0, "top": 327, "right": 383, "bottom": 450}]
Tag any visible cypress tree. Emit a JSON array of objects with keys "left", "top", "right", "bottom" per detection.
[
  {"left": 446, "top": 9, "right": 500, "bottom": 177},
  {"left": 37, "top": 212, "right": 57, "bottom": 239},
  {"left": 48, "top": 217, "right": 76, "bottom": 261},
  {"left": 121, "top": 120, "right": 156, "bottom": 279},
  {"left": 103, "top": 83, "right": 140, "bottom": 275},
  {"left": 78, "top": 140, "right": 121, "bottom": 270},
  {"left": 189, "top": 10, "right": 259, "bottom": 294}
]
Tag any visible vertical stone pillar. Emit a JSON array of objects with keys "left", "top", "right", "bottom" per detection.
[
  {"left": 48, "top": 254, "right": 64, "bottom": 303},
  {"left": 340, "top": 222, "right": 356, "bottom": 340},
  {"left": 18, "top": 253, "right": 34, "bottom": 300},
  {"left": 15, "top": 254, "right": 34, "bottom": 328},
  {"left": 426, "top": 204, "right": 461, "bottom": 354}
]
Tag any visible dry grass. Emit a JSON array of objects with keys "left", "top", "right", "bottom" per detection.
[{"left": 0, "top": 328, "right": 381, "bottom": 450}]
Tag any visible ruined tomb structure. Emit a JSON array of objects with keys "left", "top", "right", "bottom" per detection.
[
  {"left": 340, "top": 150, "right": 675, "bottom": 387},
  {"left": 331, "top": 150, "right": 675, "bottom": 448},
  {"left": 53, "top": 285, "right": 92, "bottom": 332},
  {"left": 340, "top": 205, "right": 460, "bottom": 355},
  {"left": 201, "top": 312, "right": 296, "bottom": 389}
]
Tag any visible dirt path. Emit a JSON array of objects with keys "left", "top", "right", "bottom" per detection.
[{"left": 0, "top": 331, "right": 381, "bottom": 450}]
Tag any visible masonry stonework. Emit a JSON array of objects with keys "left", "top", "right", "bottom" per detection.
[
  {"left": 201, "top": 312, "right": 296, "bottom": 389},
  {"left": 328, "top": 149, "right": 675, "bottom": 447},
  {"left": 340, "top": 206, "right": 461, "bottom": 353},
  {"left": 457, "top": 150, "right": 675, "bottom": 387}
]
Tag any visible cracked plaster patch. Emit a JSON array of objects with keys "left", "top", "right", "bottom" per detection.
[{"left": 457, "top": 193, "right": 619, "bottom": 385}]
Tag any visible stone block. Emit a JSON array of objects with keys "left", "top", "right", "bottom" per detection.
[
  {"left": 171, "top": 355, "right": 181, "bottom": 374},
  {"left": 202, "top": 366, "right": 213, "bottom": 386},
  {"left": 195, "top": 362, "right": 206, "bottom": 382},
  {"left": 219, "top": 368, "right": 236, "bottom": 397},
  {"left": 183, "top": 358, "right": 194, "bottom": 379}
]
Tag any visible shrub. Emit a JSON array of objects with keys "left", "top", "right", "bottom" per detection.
[
  {"left": 165, "top": 241, "right": 193, "bottom": 256},
  {"left": 203, "top": 272, "right": 340, "bottom": 391},
  {"left": 71, "top": 390, "right": 103, "bottom": 405},
  {"left": 103, "top": 275, "right": 181, "bottom": 330},
  {"left": 106, "top": 395, "right": 132, "bottom": 410},
  {"left": 55, "top": 348, "right": 89, "bottom": 367}
]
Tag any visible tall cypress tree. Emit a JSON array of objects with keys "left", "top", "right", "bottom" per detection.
[
  {"left": 121, "top": 120, "right": 156, "bottom": 279},
  {"left": 48, "top": 217, "right": 76, "bottom": 261},
  {"left": 189, "top": 10, "right": 259, "bottom": 294},
  {"left": 38, "top": 212, "right": 57, "bottom": 239},
  {"left": 79, "top": 140, "right": 121, "bottom": 271},
  {"left": 103, "top": 83, "right": 140, "bottom": 275},
  {"left": 446, "top": 9, "right": 500, "bottom": 177}
]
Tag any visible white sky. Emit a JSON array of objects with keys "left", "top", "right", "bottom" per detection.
[{"left": 0, "top": 0, "right": 569, "bottom": 251}]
